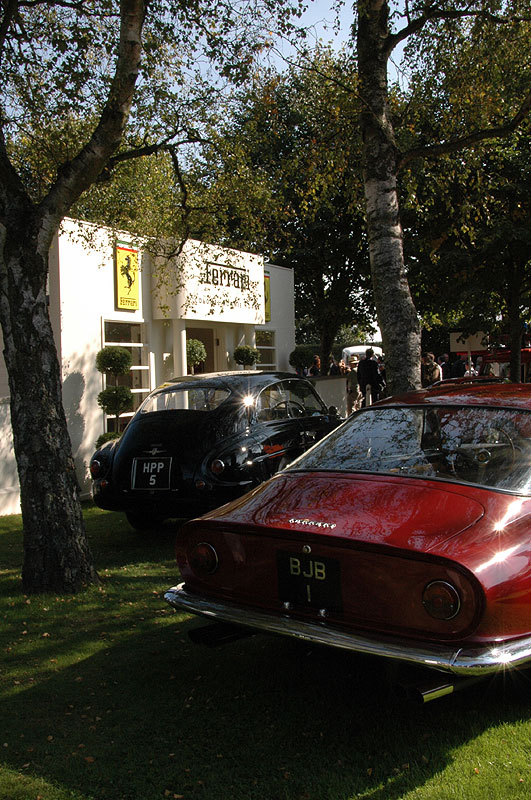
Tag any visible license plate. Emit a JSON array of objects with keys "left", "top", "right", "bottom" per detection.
[
  {"left": 131, "top": 457, "right": 172, "bottom": 490},
  {"left": 277, "top": 551, "right": 342, "bottom": 611}
]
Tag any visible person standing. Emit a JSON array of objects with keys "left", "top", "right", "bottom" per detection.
[
  {"left": 309, "top": 355, "right": 321, "bottom": 376},
  {"left": 346, "top": 356, "right": 362, "bottom": 414},
  {"left": 421, "top": 352, "right": 442, "bottom": 387},
  {"left": 328, "top": 356, "right": 341, "bottom": 375},
  {"left": 451, "top": 355, "right": 467, "bottom": 377},
  {"left": 439, "top": 353, "right": 451, "bottom": 379},
  {"left": 357, "top": 348, "right": 383, "bottom": 405}
]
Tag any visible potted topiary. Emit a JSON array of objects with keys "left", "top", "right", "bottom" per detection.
[
  {"left": 186, "top": 338, "right": 207, "bottom": 374},
  {"left": 233, "top": 345, "right": 260, "bottom": 369},
  {"left": 289, "top": 345, "right": 316, "bottom": 375},
  {"left": 95, "top": 346, "right": 133, "bottom": 443}
]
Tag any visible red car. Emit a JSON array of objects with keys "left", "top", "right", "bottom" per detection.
[{"left": 165, "top": 382, "right": 531, "bottom": 701}]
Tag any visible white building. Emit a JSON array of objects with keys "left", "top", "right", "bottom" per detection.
[{"left": 0, "top": 219, "right": 295, "bottom": 515}]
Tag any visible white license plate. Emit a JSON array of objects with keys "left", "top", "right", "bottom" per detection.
[{"left": 131, "top": 457, "right": 172, "bottom": 490}]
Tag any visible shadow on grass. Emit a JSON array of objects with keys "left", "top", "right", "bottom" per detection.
[
  {"left": 2, "top": 509, "right": 531, "bottom": 800},
  {"left": 2, "top": 612, "right": 531, "bottom": 800}
]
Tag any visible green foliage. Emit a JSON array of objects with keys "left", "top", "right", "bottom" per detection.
[
  {"left": 2, "top": 0, "right": 307, "bottom": 213},
  {"left": 97, "top": 386, "right": 133, "bottom": 419},
  {"left": 95, "top": 431, "right": 122, "bottom": 450},
  {"left": 399, "top": 10, "right": 531, "bottom": 360},
  {"left": 186, "top": 338, "right": 207, "bottom": 372},
  {"left": 233, "top": 345, "right": 260, "bottom": 365},
  {"left": 95, "top": 347, "right": 133, "bottom": 379},
  {"left": 194, "top": 47, "right": 374, "bottom": 370},
  {"left": 289, "top": 345, "right": 317, "bottom": 372}
]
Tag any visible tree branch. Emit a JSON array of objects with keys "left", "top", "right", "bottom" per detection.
[
  {"left": 101, "top": 132, "right": 214, "bottom": 176},
  {"left": 36, "top": 0, "right": 145, "bottom": 249},
  {"left": 398, "top": 86, "right": 531, "bottom": 170},
  {"left": 0, "top": 0, "right": 19, "bottom": 60},
  {"left": 386, "top": 5, "right": 531, "bottom": 57}
]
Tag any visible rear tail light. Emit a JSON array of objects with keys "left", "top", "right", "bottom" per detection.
[
  {"left": 189, "top": 542, "right": 218, "bottom": 576},
  {"left": 210, "top": 459, "right": 225, "bottom": 475},
  {"left": 90, "top": 460, "right": 102, "bottom": 478},
  {"left": 422, "top": 581, "right": 461, "bottom": 620}
]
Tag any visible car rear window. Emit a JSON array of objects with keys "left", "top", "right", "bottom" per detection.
[
  {"left": 288, "top": 405, "right": 531, "bottom": 494},
  {"left": 139, "top": 387, "right": 231, "bottom": 413}
]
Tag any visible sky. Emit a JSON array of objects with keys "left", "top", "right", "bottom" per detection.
[
  {"left": 270, "top": 0, "right": 405, "bottom": 85},
  {"left": 271, "top": 0, "right": 354, "bottom": 61}
]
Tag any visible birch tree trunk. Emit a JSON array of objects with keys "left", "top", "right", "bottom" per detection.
[
  {"left": 0, "top": 0, "right": 145, "bottom": 592},
  {"left": 357, "top": 0, "right": 421, "bottom": 395},
  {"left": 0, "top": 212, "right": 97, "bottom": 591}
]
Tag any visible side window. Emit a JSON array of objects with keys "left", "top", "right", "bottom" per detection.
[
  {"left": 283, "top": 380, "right": 326, "bottom": 416},
  {"left": 256, "top": 384, "right": 290, "bottom": 421}
]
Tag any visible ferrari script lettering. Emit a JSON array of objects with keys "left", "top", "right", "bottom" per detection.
[
  {"left": 289, "top": 557, "right": 326, "bottom": 580},
  {"left": 289, "top": 518, "right": 336, "bottom": 529}
]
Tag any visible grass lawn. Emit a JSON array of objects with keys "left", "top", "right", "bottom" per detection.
[{"left": 1, "top": 505, "right": 531, "bottom": 800}]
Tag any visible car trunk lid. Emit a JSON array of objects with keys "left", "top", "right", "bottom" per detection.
[
  {"left": 205, "top": 471, "right": 485, "bottom": 554},
  {"left": 112, "top": 411, "right": 220, "bottom": 490}
]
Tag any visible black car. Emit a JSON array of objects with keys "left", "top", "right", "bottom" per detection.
[{"left": 90, "top": 371, "right": 342, "bottom": 530}]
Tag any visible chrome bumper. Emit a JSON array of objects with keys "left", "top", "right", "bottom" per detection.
[{"left": 164, "top": 583, "right": 531, "bottom": 676}]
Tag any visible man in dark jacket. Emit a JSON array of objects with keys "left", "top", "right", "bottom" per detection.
[
  {"left": 451, "top": 355, "right": 467, "bottom": 378},
  {"left": 356, "top": 348, "right": 383, "bottom": 405}
]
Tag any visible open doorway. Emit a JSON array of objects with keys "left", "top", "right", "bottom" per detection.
[{"left": 186, "top": 328, "right": 215, "bottom": 373}]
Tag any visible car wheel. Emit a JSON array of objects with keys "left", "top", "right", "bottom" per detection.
[{"left": 125, "top": 512, "right": 163, "bottom": 531}]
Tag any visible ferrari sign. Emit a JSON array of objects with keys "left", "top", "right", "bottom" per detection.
[{"left": 115, "top": 242, "right": 139, "bottom": 311}]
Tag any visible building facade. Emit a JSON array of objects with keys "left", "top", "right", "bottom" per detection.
[{"left": 0, "top": 219, "right": 295, "bottom": 515}]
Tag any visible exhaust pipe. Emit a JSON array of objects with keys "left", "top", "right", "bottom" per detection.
[
  {"left": 396, "top": 675, "right": 484, "bottom": 704},
  {"left": 188, "top": 621, "right": 255, "bottom": 647}
]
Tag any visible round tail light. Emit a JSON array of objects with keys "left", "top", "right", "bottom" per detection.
[
  {"left": 210, "top": 459, "right": 225, "bottom": 475},
  {"left": 422, "top": 581, "right": 461, "bottom": 620},
  {"left": 189, "top": 542, "right": 218, "bottom": 576},
  {"left": 90, "top": 460, "right": 101, "bottom": 478}
]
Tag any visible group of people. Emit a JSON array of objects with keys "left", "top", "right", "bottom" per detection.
[
  {"left": 421, "top": 352, "right": 481, "bottom": 387},
  {"left": 304, "top": 354, "right": 351, "bottom": 377},
  {"left": 301, "top": 349, "right": 387, "bottom": 415},
  {"left": 306, "top": 348, "right": 483, "bottom": 416}
]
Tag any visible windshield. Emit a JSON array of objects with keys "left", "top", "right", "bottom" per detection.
[
  {"left": 139, "top": 387, "right": 231, "bottom": 413},
  {"left": 288, "top": 405, "right": 531, "bottom": 494}
]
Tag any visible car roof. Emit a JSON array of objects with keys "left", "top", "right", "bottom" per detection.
[
  {"left": 158, "top": 371, "right": 307, "bottom": 393},
  {"left": 376, "top": 380, "right": 531, "bottom": 410}
]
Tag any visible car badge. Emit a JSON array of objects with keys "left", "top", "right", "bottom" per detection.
[
  {"left": 289, "top": 517, "right": 336, "bottom": 530},
  {"left": 144, "top": 445, "right": 166, "bottom": 456}
]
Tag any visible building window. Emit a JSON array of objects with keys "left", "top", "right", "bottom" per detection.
[
  {"left": 256, "top": 329, "right": 276, "bottom": 369},
  {"left": 103, "top": 321, "right": 149, "bottom": 430}
]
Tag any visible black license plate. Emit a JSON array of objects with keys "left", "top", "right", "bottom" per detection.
[
  {"left": 277, "top": 551, "right": 342, "bottom": 611},
  {"left": 131, "top": 457, "right": 172, "bottom": 490}
]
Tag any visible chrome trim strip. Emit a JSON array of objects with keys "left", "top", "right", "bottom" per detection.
[{"left": 164, "top": 584, "right": 531, "bottom": 676}]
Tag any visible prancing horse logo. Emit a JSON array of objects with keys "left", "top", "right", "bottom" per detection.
[{"left": 120, "top": 255, "right": 135, "bottom": 293}]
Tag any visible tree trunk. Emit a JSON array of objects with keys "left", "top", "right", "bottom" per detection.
[
  {"left": 0, "top": 213, "right": 98, "bottom": 592},
  {"left": 0, "top": 0, "right": 144, "bottom": 592},
  {"left": 357, "top": 0, "right": 421, "bottom": 395}
]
